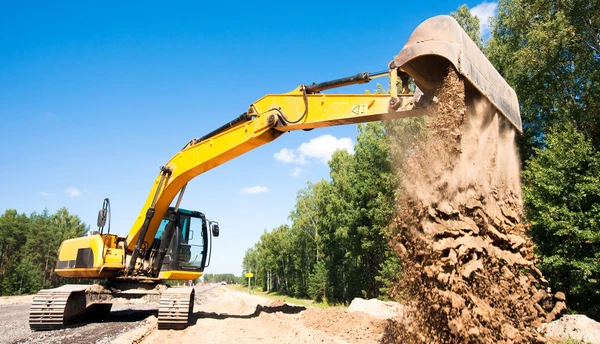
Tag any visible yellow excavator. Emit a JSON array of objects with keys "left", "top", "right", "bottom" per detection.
[{"left": 29, "top": 15, "right": 522, "bottom": 330}]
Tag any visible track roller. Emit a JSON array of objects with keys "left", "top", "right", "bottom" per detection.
[
  {"left": 157, "top": 287, "right": 195, "bottom": 330},
  {"left": 29, "top": 284, "right": 89, "bottom": 330}
]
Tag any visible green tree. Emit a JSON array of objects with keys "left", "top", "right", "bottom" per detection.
[
  {"left": 289, "top": 183, "right": 323, "bottom": 265},
  {"left": 451, "top": 4, "right": 484, "bottom": 50},
  {"left": 307, "top": 259, "right": 328, "bottom": 301},
  {"left": 242, "top": 121, "right": 405, "bottom": 303},
  {"left": 0, "top": 207, "right": 88, "bottom": 295},
  {"left": 522, "top": 124, "right": 600, "bottom": 319},
  {"left": 0, "top": 210, "right": 29, "bottom": 294},
  {"left": 486, "top": 0, "right": 600, "bottom": 161},
  {"left": 202, "top": 273, "right": 238, "bottom": 284},
  {"left": 348, "top": 123, "right": 399, "bottom": 298}
]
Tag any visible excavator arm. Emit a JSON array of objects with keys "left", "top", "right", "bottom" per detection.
[
  {"left": 124, "top": 91, "right": 432, "bottom": 256},
  {"left": 124, "top": 15, "right": 522, "bottom": 268}
]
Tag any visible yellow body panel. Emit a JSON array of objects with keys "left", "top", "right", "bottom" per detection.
[
  {"left": 159, "top": 271, "right": 203, "bottom": 280},
  {"left": 57, "top": 235, "right": 104, "bottom": 265},
  {"left": 55, "top": 267, "right": 119, "bottom": 278},
  {"left": 103, "top": 248, "right": 123, "bottom": 265},
  {"left": 55, "top": 234, "right": 123, "bottom": 278}
]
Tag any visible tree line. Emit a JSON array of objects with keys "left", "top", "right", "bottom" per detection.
[
  {"left": 242, "top": 122, "right": 406, "bottom": 303},
  {"left": 202, "top": 273, "right": 241, "bottom": 284},
  {"left": 0, "top": 208, "right": 88, "bottom": 295},
  {"left": 243, "top": 1, "right": 600, "bottom": 320}
]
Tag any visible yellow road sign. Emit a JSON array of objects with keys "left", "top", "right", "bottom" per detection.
[{"left": 245, "top": 273, "right": 254, "bottom": 278}]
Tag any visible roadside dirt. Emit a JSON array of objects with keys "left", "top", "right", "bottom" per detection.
[
  {"left": 139, "top": 286, "right": 390, "bottom": 344},
  {"left": 1, "top": 283, "right": 594, "bottom": 343},
  {"left": 385, "top": 69, "right": 564, "bottom": 343},
  {"left": 0, "top": 285, "right": 402, "bottom": 344}
]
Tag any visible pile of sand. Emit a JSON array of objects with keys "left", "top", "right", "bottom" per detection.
[
  {"left": 544, "top": 315, "right": 600, "bottom": 343},
  {"left": 302, "top": 307, "right": 388, "bottom": 343},
  {"left": 348, "top": 298, "right": 404, "bottom": 320}
]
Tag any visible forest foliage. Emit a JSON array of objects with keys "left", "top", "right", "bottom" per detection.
[
  {"left": 202, "top": 273, "right": 242, "bottom": 284},
  {"left": 522, "top": 124, "right": 600, "bottom": 317},
  {"left": 243, "top": 122, "right": 401, "bottom": 303},
  {"left": 0, "top": 208, "right": 88, "bottom": 295}
]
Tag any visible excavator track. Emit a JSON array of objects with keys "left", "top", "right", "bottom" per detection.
[
  {"left": 29, "top": 284, "right": 89, "bottom": 330},
  {"left": 157, "top": 287, "right": 195, "bottom": 330}
]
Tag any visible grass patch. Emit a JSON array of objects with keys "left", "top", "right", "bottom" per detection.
[{"left": 549, "top": 338, "right": 586, "bottom": 344}]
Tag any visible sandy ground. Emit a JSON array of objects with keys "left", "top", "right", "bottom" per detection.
[
  {"left": 1, "top": 284, "right": 598, "bottom": 343},
  {"left": 139, "top": 285, "right": 388, "bottom": 344},
  {"left": 0, "top": 285, "right": 390, "bottom": 344},
  {"left": 0, "top": 295, "right": 34, "bottom": 305}
]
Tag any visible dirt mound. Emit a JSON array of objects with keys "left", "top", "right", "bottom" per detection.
[
  {"left": 385, "top": 69, "right": 564, "bottom": 343},
  {"left": 85, "top": 284, "right": 110, "bottom": 294},
  {"left": 268, "top": 299, "right": 288, "bottom": 308},
  {"left": 544, "top": 315, "right": 600, "bottom": 344},
  {"left": 348, "top": 298, "right": 404, "bottom": 320},
  {"left": 302, "top": 307, "right": 388, "bottom": 343}
]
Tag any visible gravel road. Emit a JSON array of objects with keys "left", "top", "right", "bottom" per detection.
[
  {"left": 1, "top": 302, "right": 156, "bottom": 344},
  {"left": 0, "top": 284, "right": 219, "bottom": 344},
  {"left": 0, "top": 284, "right": 394, "bottom": 344}
]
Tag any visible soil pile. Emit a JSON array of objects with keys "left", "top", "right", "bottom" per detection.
[
  {"left": 385, "top": 69, "right": 565, "bottom": 343},
  {"left": 302, "top": 307, "right": 388, "bottom": 342},
  {"left": 544, "top": 314, "right": 600, "bottom": 343},
  {"left": 348, "top": 298, "right": 405, "bottom": 320}
]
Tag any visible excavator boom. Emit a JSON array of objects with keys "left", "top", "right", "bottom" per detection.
[{"left": 124, "top": 16, "right": 520, "bottom": 254}]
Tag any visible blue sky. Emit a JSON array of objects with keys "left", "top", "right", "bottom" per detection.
[{"left": 0, "top": 1, "right": 497, "bottom": 275}]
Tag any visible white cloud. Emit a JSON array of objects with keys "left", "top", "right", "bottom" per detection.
[
  {"left": 274, "top": 135, "right": 354, "bottom": 165},
  {"left": 239, "top": 186, "right": 269, "bottom": 194},
  {"left": 40, "top": 191, "right": 52, "bottom": 197},
  {"left": 291, "top": 167, "right": 302, "bottom": 177},
  {"left": 274, "top": 148, "right": 306, "bottom": 164},
  {"left": 471, "top": 1, "right": 498, "bottom": 38},
  {"left": 64, "top": 187, "right": 81, "bottom": 197},
  {"left": 299, "top": 135, "right": 354, "bottom": 163}
]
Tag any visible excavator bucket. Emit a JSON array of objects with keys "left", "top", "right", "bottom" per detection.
[{"left": 392, "top": 15, "right": 522, "bottom": 132}]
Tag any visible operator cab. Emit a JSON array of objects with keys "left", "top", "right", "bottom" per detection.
[{"left": 153, "top": 207, "right": 219, "bottom": 273}]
